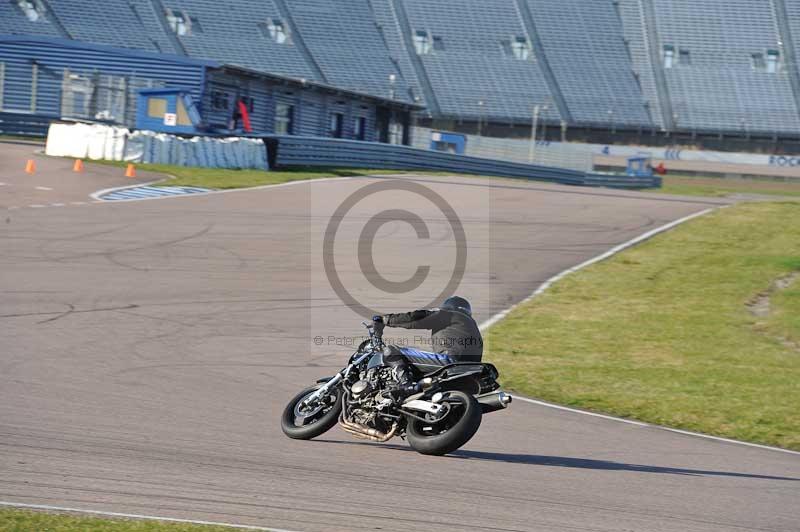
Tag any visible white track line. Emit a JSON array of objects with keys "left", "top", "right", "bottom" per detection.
[
  {"left": 90, "top": 176, "right": 354, "bottom": 202},
  {"left": 512, "top": 396, "right": 648, "bottom": 427},
  {"left": 480, "top": 206, "right": 800, "bottom": 456},
  {"left": 513, "top": 396, "right": 800, "bottom": 456},
  {"left": 479, "top": 208, "right": 714, "bottom": 331},
  {"left": 0, "top": 502, "right": 302, "bottom": 532},
  {"left": 35, "top": 186, "right": 53, "bottom": 191}
]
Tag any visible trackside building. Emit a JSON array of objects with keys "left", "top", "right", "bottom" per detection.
[{"left": 0, "top": 36, "right": 420, "bottom": 143}]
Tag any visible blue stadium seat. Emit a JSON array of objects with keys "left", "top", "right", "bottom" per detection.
[
  {"left": 399, "top": 0, "right": 561, "bottom": 122},
  {"left": 283, "top": 0, "right": 410, "bottom": 101},
  {"left": 526, "top": 0, "right": 652, "bottom": 126},
  {"left": 158, "top": 0, "right": 319, "bottom": 81},
  {"left": 2, "top": 0, "right": 799, "bottom": 134},
  {"left": 619, "top": 0, "right": 800, "bottom": 134}
]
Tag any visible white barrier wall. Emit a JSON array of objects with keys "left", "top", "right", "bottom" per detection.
[{"left": 45, "top": 123, "right": 268, "bottom": 170}]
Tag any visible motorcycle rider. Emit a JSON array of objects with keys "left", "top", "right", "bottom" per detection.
[{"left": 372, "top": 296, "right": 482, "bottom": 399}]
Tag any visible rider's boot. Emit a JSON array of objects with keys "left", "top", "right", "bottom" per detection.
[{"left": 389, "top": 364, "right": 422, "bottom": 401}]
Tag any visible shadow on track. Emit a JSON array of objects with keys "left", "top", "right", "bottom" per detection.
[{"left": 315, "top": 440, "right": 799, "bottom": 481}]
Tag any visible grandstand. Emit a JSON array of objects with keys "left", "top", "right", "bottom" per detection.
[
  {"left": 392, "top": 0, "right": 560, "bottom": 123},
  {"left": 2, "top": 0, "right": 800, "bottom": 144},
  {"left": 628, "top": 0, "right": 800, "bottom": 134}
]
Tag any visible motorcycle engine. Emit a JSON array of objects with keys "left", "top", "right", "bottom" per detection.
[
  {"left": 345, "top": 366, "right": 395, "bottom": 429},
  {"left": 350, "top": 379, "right": 372, "bottom": 398}
]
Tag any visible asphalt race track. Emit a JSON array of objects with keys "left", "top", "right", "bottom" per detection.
[{"left": 1, "top": 146, "right": 798, "bottom": 532}]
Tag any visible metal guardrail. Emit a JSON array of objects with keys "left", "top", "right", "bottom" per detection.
[
  {"left": 0, "top": 112, "right": 56, "bottom": 137},
  {"left": 266, "top": 135, "right": 661, "bottom": 189}
]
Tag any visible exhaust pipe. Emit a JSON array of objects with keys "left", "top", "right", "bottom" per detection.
[
  {"left": 477, "top": 391, "right": 512, "bottom": 413},
  {"left": 339, "top": 413, "right": 398, "bottom": 442}
]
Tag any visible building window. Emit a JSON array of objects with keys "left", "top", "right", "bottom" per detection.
[
  {"left": 752, "top": 53, "right": 766, "bottom": 70},
  {"left": 259, "top": 19, "right": 289, "bottom": 43},
  {"left": 663, "top": 45, "right": 675, "bottom": 69},
  {"left": 147, "top": 98, "right": 168, "bottom": 118},
  {"left": 432, "top": 35, "right": 445, "bottom": 51},
  {"left": 413, "top": 30, "right": 431, "bottom": 55},
  {"left": 679, "top": 49, "right": 690, "bottom": 66},
  {"left": 354, "top": 116, "right": 366, "bottom": 140},
  {"left": 176, "top": 99, "right": 193, "bottom": 126},
  {"left": 389, "top": 120, "right": 403, "bottom": 145},
  {"left": 166, "top": 9, "right": 189, "bottom": 35},
  {"left": 329, "top": 112, "right": 344, "bottom": 138},
  {"left": 275, "top": 103, "right": 294, "bottom": 134},
  {"left": 17, "top": 0, "right": 44, "bottom": 22},
  {"left": 211, "top": 91, "right": 229, "bottom": 110},
  {"left": 766, "top": 50, "right": 779, "bottom": 73},
  {"left": 189, "top": 16, "right": 203, "bottom": 33},
  {"left": 510, "top": 36, "right": 531, "bottom": 60}
]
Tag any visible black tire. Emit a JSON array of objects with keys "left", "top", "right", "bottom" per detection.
[
  {"left": 281, "top": 384, "right": 342, "bottom": 440},
  {"left": 406, "top": 390, "right": 482, "bottom": 456}
]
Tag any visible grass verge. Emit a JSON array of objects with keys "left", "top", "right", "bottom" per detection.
[
  {"left": 486, "top": 202, "right": 800, "bottom": 450},
  {"left": 90, "top": 160, "right": 424, "bottom": 189},
  {"left": 656, "top": 174, "right": 800, "bottom": 198},
  {"left": 0, "top": 509, "right": 243, "bottom": 531}
]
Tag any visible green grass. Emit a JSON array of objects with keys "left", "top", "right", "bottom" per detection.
[
  {"left": 486, "top": 202, "right": 800, "bottom": 450},
  {"left": 0, "top": 509, "right": 243, "bottom": 531},
  {"left": 90, "top": 160, "right": 419, "bottom": 189},
  {"left": 656, "top": 174, "right": 800, "bottom": 198}
]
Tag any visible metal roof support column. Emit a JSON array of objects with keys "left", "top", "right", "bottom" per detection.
[
  {"left": 640, "top": 0, "right": 675, "bottom": 131},
  {"left": 514, "top": 0, "right": 572, "bottom": 124},
  {"left": 388, "top": 0, "right": 440, "bottom": 115},
  {"left": 271, "top": 0, "right": 328, "bottom": 83},
  {"left": 773, "top": 0, "right": 800, "bottom": 124}
]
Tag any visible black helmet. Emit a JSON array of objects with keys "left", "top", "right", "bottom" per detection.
[{"left": 441, "top": 296, "right": 471, "bottom": 316}]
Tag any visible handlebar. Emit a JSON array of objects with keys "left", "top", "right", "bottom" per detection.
[{"left": 362, "top": 320, "right": 384, "bottom": 350}]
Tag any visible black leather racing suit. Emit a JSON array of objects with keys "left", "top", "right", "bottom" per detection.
[{"left": 379, "top": 308, "right": 483, "bottom": 385}]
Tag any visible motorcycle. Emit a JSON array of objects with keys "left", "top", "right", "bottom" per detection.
[{"left": 281, "top": 320, "right": 512, "bottom": 455}]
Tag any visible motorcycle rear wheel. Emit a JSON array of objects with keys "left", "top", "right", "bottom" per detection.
[
  {"left": 281, "top": 385, "right": 342, "bottom": 440},
  {"left": 406, "top": 390, "right": 482, "bottom": 455}
]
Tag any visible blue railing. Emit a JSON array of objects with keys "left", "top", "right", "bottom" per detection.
[
  {"left": 266, "top": 135, "right": 661, "bottom": 189},
  {"left": 0, "top": 112, "right": 57, "bottom": 137}
]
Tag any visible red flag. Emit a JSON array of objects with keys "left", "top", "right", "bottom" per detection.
[{"left": 237, "top": 99, "right": 252, "bottom": 133}]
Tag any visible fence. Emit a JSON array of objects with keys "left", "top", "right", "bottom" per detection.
[
  {"left": 61, "top": 70, "right": 161, "bottom": 126},
  {"left": 412, "top": 127, "right": 595, "bottom": 172},
  {"left": 268, "top": 135, "right": 660, "bottom": 189},
  {"left": 0, "top": 111, "right": 56, "bottom": 137},
  {"left": 40, "top": 121, "right": 659, "bottom": 188}
]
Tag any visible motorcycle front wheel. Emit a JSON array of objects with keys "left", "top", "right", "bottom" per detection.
[
  {"left": 406, "top": 390, "right": 482, "bottom": 455},
  {"left": 281, "top": 384, "right": 342, "bottom": 440}
]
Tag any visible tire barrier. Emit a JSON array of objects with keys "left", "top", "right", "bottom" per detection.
[{"left": 44, "top": 122, "right": 268, "bottom": 170}]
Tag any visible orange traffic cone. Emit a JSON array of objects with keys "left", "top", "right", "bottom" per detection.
[
  {"left": 125, "top": 163, "right": 136, "bottom": 178},
  {"left": 24, "top": 159, "right": 36, "bottom": 174},
  {"left": 73, "top": 159, "right": 84, "bottom": 172}
]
